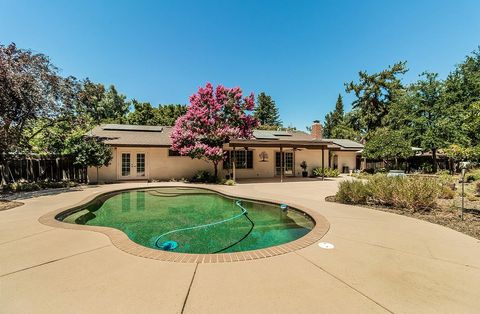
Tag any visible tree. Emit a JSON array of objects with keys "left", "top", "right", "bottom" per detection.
[
  {"left": 0, "top": 43, "right": 75, "bottom": 155},
  {"left": 65, "top": 134, "right": 113, "bottom": 182},
  {"left": 76, "top": 79, "right": 129, "bottom": 124},
  {"left": 323, "top": 94, "right": 345, "bottom": 138},
  {"left": 254, "top": 92, "right": 281, "bottom": 128},
  {"left": 96, "top": 85, "right": 129, "bottom": 123},
  {"left": 157, "top": 104, "right": 187, "bottom": 125},
  {"left": 126, "top": 101, "right": 158, "bottom": 125},
  {"left": 345, "top": 62, "right": 408, "bottom": 135},
  {"left": 126, "top": 102, "right": 187, "bottom": 126},
  {"left": 330, "top": 121, "right": 360, "bottom": 141},
  {"left": 405, "top": 72, "right": 466, "bottom": 172},
  {"left": 444, "top": 48, "right": 480, "bottom": 146},
  {"left": 444, "top": 144, "right": 480, "bottom": 171},
  {"left": 76, "top": 79, "right": 105, "bottom": 122},
  {"left": 362, "top": 128, "right": 412, "bottom": 168},
  {"left": 171, "top": 83, "right": 258, "bottom": 178}
]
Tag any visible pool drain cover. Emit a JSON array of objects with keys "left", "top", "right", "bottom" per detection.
[
  {"left": 318, "top": 242, "right": 335, "bottom": 249},
  {"left": 160, "top": 240, "right": 178, "bottom": 251}
]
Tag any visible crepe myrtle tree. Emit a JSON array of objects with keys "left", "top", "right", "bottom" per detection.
[{"left": 171, "top": 83, "right": 258, "bottom": 179}]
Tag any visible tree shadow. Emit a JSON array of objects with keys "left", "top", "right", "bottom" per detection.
[
  {"left": 1, "top": 186, "right": 88, "bottom": 201},
  {"left": 464, "top": 207, "right": 480, "bottom": 217}
]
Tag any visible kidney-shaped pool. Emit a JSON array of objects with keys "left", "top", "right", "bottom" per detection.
[{"left": 57, "top": 187, "right": 316, "bottom": 254}]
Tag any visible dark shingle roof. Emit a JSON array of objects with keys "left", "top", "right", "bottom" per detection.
[
  {"left": 324, "top": 139, "right": 364, "bottom": 150},
  {"left": 90, "top": 124, "right": 363, "bottom": 150},
  {"left": 90, "top": 124, "right": 172, "bottom": 146}
]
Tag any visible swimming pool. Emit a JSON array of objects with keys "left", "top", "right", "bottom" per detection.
[{"left": 59, "top": 187, "right": 315, "bottom": 254}]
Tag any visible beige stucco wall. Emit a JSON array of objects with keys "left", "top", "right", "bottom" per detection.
[
  {"left": 294, "top": 149, "right": 329, "bottom": 176},
  {"left": 330, "top": 151, "right": 358, "bottom": 173},
  {"left": 88, "top": 147, "right": 213, "bottom": 183},
  {"left": 87, "top": 148, "right": 118, "bottom": 183},
  {"left": 88, "top": 146, "right": 358, "bottom": 182},
  {"left": 221, "top": 148, "right": 275, "bottom": 179}
]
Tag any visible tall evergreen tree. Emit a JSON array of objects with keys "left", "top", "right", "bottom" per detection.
[
  {"left": 323, "top": 94, "right": 345, "bottom": 138},
  {"left": 332, "top": 94, "right": 344, "bottom": 124},
  {"left": 254, "top": 92, "right": 282, "bottom": 127},
  {"left": 345, "top": 62, "right": 407, "bottom": 136}
]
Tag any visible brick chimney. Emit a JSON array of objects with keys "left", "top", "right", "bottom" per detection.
[{"left": 311, "top": 120, "right": 323, "bottom": 139}]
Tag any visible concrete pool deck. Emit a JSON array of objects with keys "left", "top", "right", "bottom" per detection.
[{"left": 1, "top": 179, "right": 480, "bottom": 313}]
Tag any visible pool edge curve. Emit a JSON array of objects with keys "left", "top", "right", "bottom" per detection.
[{"left": 39, "top": 184, "right": 330, "bottom": 263}]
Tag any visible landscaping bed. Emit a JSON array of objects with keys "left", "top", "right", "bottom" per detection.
[
  {"left": 0, "top": 200, "right": 24, "bottom": 211},
  {"left": 327, "top": 173, "right": 480, "bottom": 240}
]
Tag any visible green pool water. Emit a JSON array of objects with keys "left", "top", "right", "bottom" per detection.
[{"left": 61, "top": 187, "right": 314, "bottom": 254}]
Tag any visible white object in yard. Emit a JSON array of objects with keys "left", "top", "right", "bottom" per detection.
[
  {"left": 318, "top": 242, "right": 335, "bottom": 249},
  {"left": 387, "top": 170, "right": 406, "bottom": 177}
]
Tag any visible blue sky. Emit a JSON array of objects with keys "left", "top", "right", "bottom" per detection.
[{"left": 1, "top": 0, "right": 479, "bottom": 130}]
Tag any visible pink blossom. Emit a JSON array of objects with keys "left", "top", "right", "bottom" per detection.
[{"left": 170, "top": 83, "right": 258, "bottom": 177}]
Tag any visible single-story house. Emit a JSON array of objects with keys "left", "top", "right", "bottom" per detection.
[{"left": 87, "top": 121, "right": 364, "bottom": 182}]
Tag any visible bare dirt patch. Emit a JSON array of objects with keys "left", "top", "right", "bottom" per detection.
[{"left": 0, "top": 200, "right": 24, "bottom": 211}]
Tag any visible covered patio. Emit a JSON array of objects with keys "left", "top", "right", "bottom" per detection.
[{"left": 228, "top": 139, "right": 332, "bottom": 182}]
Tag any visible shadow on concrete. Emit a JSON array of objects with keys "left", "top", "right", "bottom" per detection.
[
  {"left": 236, "top": 177, "right": 338, "bottom": 184},
  {"left": 0, "top": 186, "right": 88, "bottom": 201}
]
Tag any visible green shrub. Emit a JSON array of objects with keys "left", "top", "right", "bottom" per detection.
[
  {"left": 8, "top": 182, "right": 40, "bottom": 192},
  {"left": 437, "top": 171, "right": 454, "bottom": 185},
  {"left": 420, "top": 162, "right": 433, "bottom": 173},
  {"left": 367, "top": 174, "right": 397, "bottom": 206},
  {"left": 362, "top": 168, "right": 375, "bottom": 174},
  {"left": 393, "top": 176, "right": 440, "bottom": 211},
  {"left": 440, "top": 186, "right": 456, "bottom": 199},
  {"left": 466, "top": 169, "right": 480, "bottom": 182},
  {"left": 336, "top": 175, "right": 441, "bottom": 211},
  {"left": 4, "top": 180, "right": 77, "bottom": 192},
  {"left": 466, "top": 175, "right": 476, "bottom": 182},
  {"left": 190, "top": 171, "right": 216, "bottom": 183},
  {"left": 312, "top": 167, "right": 340, "bottom": 177},
  {"left": 223, "top": 179, "right": 235, "bottom": 186},
  {"left": 335, "top": 180, "right": 371, "bottom": 204},
  {"left": 352, "top": 172, "right": 372, "bottom": 180}
]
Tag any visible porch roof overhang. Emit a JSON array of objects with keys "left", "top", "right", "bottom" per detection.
[{"left": 229, "top": 139, "right": 335, "bottom": 149}]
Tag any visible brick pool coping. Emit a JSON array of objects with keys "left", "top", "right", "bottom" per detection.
[{"left": 39, "top": 184, "right": 330, "bottom": 263}]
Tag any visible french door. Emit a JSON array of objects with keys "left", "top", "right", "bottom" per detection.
[
  {"left": 275, "top": 152, "right": 294, "bottom": 176},
  {"left": 119, "top": 152, "right": 147, "bottom": 179}
]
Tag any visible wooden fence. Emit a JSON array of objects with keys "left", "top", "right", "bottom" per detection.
[{"left": 0, "top": 155, "right": 87, "bottom": 186}]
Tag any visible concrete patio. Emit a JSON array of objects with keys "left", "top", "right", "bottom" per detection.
[{"left": 1, "top": 179, "right": 479, "bottom": 313}]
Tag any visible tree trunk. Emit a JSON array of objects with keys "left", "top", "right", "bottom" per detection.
[
  {"left": 0, "top": 155, "right": 7, "bottom": 186},
  {"left": 213, "top": 162, "right": 218, "bottom": 180},
  {"left": 96, "top": 167, "right": 99, "bottom": 184},
  {"left": 432, "top": 148, "right": 438, "bottom": 173}
]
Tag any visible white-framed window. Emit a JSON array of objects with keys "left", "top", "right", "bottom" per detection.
[{"left": 223, "top": 150, "right": 253, "bottom": 169}]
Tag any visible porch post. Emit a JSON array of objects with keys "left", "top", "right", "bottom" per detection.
[
  {"left": 293, "top": 148, "right": 296, "bottom": 177},
  {"left": 280, "top": 146, "right": 283, "bottom": 183},
  {"left": 232, "top": 147, "right": 236, "bottom": 182},
  {"left": 321, "top": 147, "right": 325, "bottom": 181}
]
